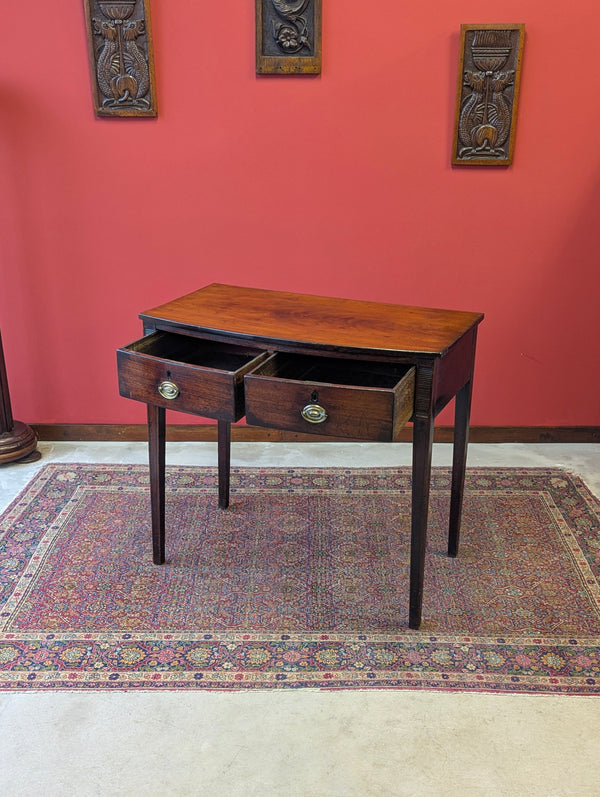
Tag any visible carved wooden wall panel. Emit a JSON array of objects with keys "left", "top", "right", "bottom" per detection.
[
  {"left": 452, "top": 24, "right": 525, "bottom": 166},
  {"left": 83, "top": 0, "right": 157, "bottom": 117},
  {"left": 256, "top": 0, "right": 322, "bottom": 74}
]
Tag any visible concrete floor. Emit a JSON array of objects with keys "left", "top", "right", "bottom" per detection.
[{"left": 1, "top": 441, "right": 599, "bottom": 797}]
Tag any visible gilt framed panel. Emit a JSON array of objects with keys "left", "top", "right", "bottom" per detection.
[
  {"left": 83, "top": 0, "right": 157, "bottom": 117},
  {"left": 452, "top": 24, "right": 525, "bottom": 166},
  {"left": 256, "top": 0, "right": 322, "bottom": 74}
]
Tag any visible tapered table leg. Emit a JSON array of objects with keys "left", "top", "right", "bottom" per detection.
[
  {"left": 147, "top": 403, "right": 166, "bottom": 564},
  {"left": 448, "top": 379, "right": 473, "bottom": 557},
  {"left": 218, "top": 419, "right": 231, "bottom": 509},
  {"left": 409, "top": 414, "right": 435, "bottom": 630}
]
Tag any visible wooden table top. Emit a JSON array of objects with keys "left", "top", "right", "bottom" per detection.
[{"left": 141, "top": 283, "right": 484, "bottom": 357}]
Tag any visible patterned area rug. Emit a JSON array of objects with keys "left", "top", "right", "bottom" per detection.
[{"left": 1, "top": 464, "right": 599, "bottom": 693}]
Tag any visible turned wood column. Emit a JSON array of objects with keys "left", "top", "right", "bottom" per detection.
[{"left": 0, "top": 329, "right": 39, "bottom": 463}]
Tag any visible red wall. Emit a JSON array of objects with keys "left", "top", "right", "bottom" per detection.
[{"left": 1, "top": 1, "right": 599, "bottom": 427}]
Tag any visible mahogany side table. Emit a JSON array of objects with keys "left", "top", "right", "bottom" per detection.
[{"left": 118, "top": 283, "right": 484, "bottom": 629}]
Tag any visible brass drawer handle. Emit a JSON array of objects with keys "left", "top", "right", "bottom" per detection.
[
  {"left": 158, "top": 380, "right": 180, "bottom": 400},
  {"left": 301, "top": 403, "right": 328, "bottom": 424}
]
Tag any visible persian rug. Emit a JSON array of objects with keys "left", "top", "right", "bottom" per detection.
[{"left": 1, "top": 464, "right": 599, "bottom": 694}]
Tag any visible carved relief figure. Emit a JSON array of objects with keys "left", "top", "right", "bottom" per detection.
[
  {"left": 84, "top": 0, "right": 157, "bottom": 116},
  {"left": 271, "top": 0, "right": 312, "bottom": 54},
  {"left": 256, "top": 0, "right": 321, "bottom": 73},
  {"left": 453, "top": 26, "right": 524, "bottom": 165}
]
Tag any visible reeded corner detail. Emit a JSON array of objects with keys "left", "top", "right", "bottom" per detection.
[
  {"left": 83, "top": 0, "right": 158, "bottom": 117},
  {"left": 452, "top": 24, "right": 525, "bottom": 166},
  {"left": 256, "top": 0, "right": 322, "bottom": 75}
]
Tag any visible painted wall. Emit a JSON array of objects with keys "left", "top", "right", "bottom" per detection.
[{"left": 1, "top": 1, "right": 599, "bottom": 428}]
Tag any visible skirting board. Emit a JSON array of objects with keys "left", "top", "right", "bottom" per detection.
[{"left": 31, "top": 425, "right": 600, "bottom": 444}]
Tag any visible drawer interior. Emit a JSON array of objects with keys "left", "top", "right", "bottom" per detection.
[
  {"left": 253, "top": 353, "right": 412, "bottom": 388},
  {"left": 128, "top": 332, "right": 263, "bottom": 372}
]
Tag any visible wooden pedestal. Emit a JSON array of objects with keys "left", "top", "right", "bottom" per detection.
[{"left": 0, "top": 330, "right": 39, "bottom": 464}]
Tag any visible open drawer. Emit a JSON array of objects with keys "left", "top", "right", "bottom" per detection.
[
  {"left": 244, "top": 353, "right": 415, "bottom": 441},
  {"left": 117, "top": 332, "right": 267, "bottom": 421}
]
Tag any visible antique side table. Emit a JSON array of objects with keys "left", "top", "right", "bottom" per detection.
[{"left": 117, "top": 283, "right": 484, "bottom": 629}]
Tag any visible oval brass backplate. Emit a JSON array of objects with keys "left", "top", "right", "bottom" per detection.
[
  {"left": 301, "top": 403, "right": 328, "bottom": 424},
  {"left": 158, "top": 380, "right": 180, "bottom": 400}
]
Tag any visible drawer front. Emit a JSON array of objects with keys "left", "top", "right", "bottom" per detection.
[
  {"left": 117, "top": 332, "right": 266, "bottom": 421},
  {"left": 244, "top": 354, "right": 415, "bottom": 441}
]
